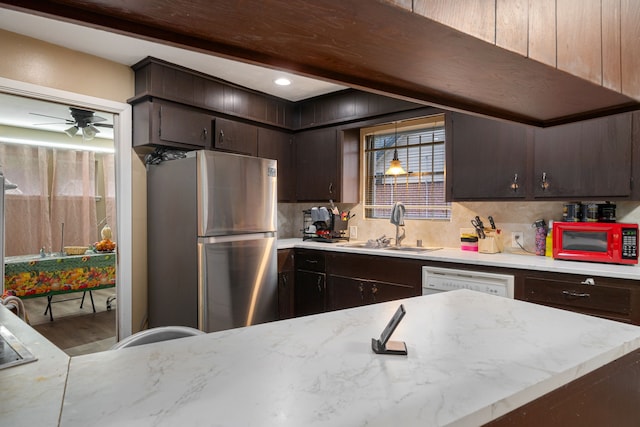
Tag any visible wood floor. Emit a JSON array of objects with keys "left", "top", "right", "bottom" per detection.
[{"left": 22, "top": 289, "right": 116, "bottom": 356}]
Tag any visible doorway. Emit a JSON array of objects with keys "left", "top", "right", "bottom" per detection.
[{"left": 0, "top": 77, "right": 133, "bottom": 348}]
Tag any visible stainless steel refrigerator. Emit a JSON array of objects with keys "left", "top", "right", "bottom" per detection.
[{"left": 147, "top": 150, "right": 278, "bottom": 333}]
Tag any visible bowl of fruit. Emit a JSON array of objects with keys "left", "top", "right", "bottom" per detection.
[
  {"left": 93, "top": 224, "right": 116, "bottom": 252},
  {"left": 93, "top": 239, "right": 116, "bottom": 253}
]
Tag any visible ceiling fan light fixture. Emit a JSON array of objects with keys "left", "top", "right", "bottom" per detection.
[
  {"left": 82, "top": 124, "right": 99, "bottom": 140},
  {"left": 64, "top": 125, "right": 79, "bottom": 137}
]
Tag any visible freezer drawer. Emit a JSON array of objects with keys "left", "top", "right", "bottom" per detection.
[{"left": 198, "top": 233, "right": 278, "bottom": 332}]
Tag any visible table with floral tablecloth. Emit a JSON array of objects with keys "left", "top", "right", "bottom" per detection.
[{"left": 3, "top": 252, "right": 116, "bottom": 320}]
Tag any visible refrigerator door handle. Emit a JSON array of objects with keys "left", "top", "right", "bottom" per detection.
[{"left": 198, "top": 232, "right": 276, "bottom": 245}]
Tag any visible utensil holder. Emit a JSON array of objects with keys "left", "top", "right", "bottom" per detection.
[{"left": 478, "top": 229, "right": 503, "bottom": 254}]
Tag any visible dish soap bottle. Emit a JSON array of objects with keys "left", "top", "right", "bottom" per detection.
[{"left": 545, "top": 220, "right": 553, "bottom": 257}]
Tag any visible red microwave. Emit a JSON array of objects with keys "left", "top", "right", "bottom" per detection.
[{"left": 552, "top": 221, "right": 638, "bottom": 265}]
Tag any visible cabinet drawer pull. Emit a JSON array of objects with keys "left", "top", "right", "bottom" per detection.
[
  {"left": 562, "top": 290, "right": 590, "bottom": 298},
  {"left": 305, "top": 259, "right": 318, "bottom": 264},
  {"left": 581, "top": 278, "right": 595, "bottom": 285}
]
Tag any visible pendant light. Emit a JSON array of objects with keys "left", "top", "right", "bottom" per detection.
[{"left": 385, "top": 122, "right": 406, "bottom": 175}]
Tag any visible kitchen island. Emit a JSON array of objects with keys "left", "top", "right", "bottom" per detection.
[{"left": 53, "top": 290, "right": 640, "bottom": 426}]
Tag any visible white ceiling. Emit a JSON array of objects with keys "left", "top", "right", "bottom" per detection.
[{"left": 0, "top": 7, "right": 346, "bottom": 138}]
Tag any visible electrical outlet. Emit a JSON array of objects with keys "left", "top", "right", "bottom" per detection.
[
  {"left": 349, "top": 225, "right": 358, "bottom": 239},
  {"left": 511, "top": 231, "right": 524, "bottom": 248}
]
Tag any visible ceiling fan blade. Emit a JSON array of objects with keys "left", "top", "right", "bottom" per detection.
[
  {"left": 29, "top": 112, "right": 74, "bottom": 123},
  {"left": 94, "top": 123, "right": 113, "bottom": 128},
  {"left": 33, "top": 122, "right": 70, "bottom": 126},
  {"left": 87, "top": 115, "right": 107, "bottom": 123}
]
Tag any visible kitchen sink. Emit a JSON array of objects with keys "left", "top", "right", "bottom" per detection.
[
  {"left": 384, "top": 246, "right": 442, "bottom": 253},
  {"left": 337, "top": 243, "right": 442, "bottom": 253},
  {"left": 337, "top": 242, "right": 386, "bottom": 249}
]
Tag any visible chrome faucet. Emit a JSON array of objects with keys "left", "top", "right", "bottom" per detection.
[
  {"left": 395, "top": 226, "right": 406, "bottom": 247},
  {"left": 390, "top": 201, "right": 406, "bottom": 247}
]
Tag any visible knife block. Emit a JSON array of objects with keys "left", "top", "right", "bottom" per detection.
[{"left": 478, "top": 229, "right": 503, "bottom": 254}]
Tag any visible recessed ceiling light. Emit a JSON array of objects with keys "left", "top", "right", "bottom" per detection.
[{"left": 274, "top": 77, "right": 291, "bottom": 86}]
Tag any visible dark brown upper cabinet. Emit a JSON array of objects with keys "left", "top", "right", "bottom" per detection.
[
  {"left": 132, "top": 99, "right": 213, "bottom": 150},
  {"left": 213, "top": 117, "right": 258, "bottom": 156},
  {"left": 533, "top": 113, "right": 632, "bottom": 199},
  {"left": 295, "top": 127, "right": 339, "bottom": 202},
  {"left": 448, "top": 112, "right": 529, "bottom": 201},
  {"left": 449, "top": 111, "right": 635, "bottom": 201},
  {"left": 294, "top": 126, "right": 359, "bottom": 203},
  {"left": 257, "top": 127, "right": 295, "bottom": 202}
]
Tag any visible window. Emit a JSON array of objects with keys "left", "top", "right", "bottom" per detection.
[
  {"left": 1, "top": 141, "right": 115, "bottom": 256},
  {"left": 363, "top": 114, "right": 450, "bottom": 220}
]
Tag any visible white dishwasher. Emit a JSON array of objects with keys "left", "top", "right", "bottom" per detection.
[{"left": 422, "top": 266, "right": 514, "bottom": 298}]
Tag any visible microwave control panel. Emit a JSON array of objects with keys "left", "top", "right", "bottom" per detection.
[{"left": 621, "top": 228, "right": 638, "bottom": 260}]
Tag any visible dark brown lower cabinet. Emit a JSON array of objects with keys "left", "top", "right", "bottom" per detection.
[
  {"left": 293, "top": 249, "right": 327, "bottom": 316},
  {"left": 294, "top": 270, "right": 326, "bottom": 316},
  {"left": 327, "top": 275, "right": 415, "bottom": 311},
  {"left": 289, "top": 249, "right": 422, "bottom": 317},
  {"left": 277, "top": 249, "right": 295, "bottom": 320},
  {"left": 521, "top": 271, "right": 640, "bottom": 325}
]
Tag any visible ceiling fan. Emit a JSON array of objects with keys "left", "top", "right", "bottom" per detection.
[{"left": 31, "top": 107, "right": 113, "bottom": 140}]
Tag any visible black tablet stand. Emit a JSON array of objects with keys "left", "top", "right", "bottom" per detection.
[{"left": 371, "top": 304, "right": 408, "bottom": 356}]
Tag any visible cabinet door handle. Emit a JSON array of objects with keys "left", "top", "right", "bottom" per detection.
[
  {"left": 219, "top": 129, "right": 224, "bottom": 144},
  {"left": 328, "top": 182, "right": 333, "bottom": 195},
  {"left": 316, "top": 276, "right": 323, "bottom": 293},
  {"left": 510, "top": 173, "right": 519, "bottom": 192},
  {"left": 202, "top": 128, "right": 208, "bottom": 140},
  {"left": 540, "top": 172, "right": 550, "bottom": 190},
  {"left": 282, "top": 274, "right": 287, "bottom": 288},
  {"left": 562, "top": 290, "right": 590, "bottom": 298},
  {"left": 358, "top": 283, "right": 364, "bottom": 301},
  {"left": 371, "top": 284, "right": 378, "bottom": 302}
]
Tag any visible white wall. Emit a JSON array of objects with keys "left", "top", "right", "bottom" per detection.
[{"left": 0, "top": 29, "right": 147, "bottom": 336}]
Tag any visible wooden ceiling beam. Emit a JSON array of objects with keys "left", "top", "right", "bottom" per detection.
[{"left": 2, "top": 0, "right": 638, "bottom": 126}]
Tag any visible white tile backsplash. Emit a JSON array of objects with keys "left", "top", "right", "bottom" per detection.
[{"left": 278, "top": 201, "right": 640, "bottom": 253}]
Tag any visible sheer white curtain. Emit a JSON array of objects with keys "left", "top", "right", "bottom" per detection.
[
  {"left": 1, "top": 143, "right": 51, "bottom": 256},
  {"left": 50, "top": 149, "right": 97, "bottom": 250},
  {"left": 102, "top": 153, "right": 117, "bottom": 240}
]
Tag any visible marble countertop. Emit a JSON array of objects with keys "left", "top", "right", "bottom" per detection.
[
  {"left": 58, "top": 290, "right": 640, "bottom": 427},
  {"left": 277, "top": 238, "right": 640, "bottom": 280},
  {"left": 0, "top": 305, "right": 70, "bottom": 427}
]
